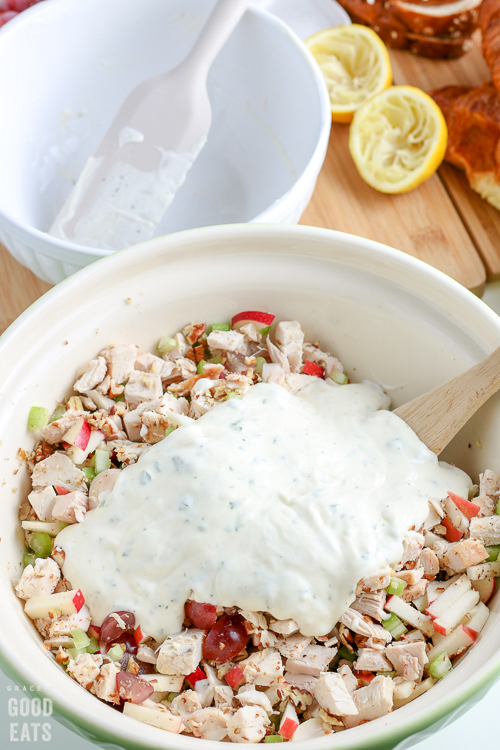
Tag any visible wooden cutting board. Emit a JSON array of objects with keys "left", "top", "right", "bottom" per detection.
[
  {"left": 301, "top": 30, "right": 500, "bottom": 295},
  {"left": 0, "top": 31, "right": 498, "bottom": 332}
]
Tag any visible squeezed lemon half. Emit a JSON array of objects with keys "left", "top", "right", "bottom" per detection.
[
  {"left": 306, "top": 24, "right": 392, "bottom": 123},
  {"left": 348, "top": 85, "right": 448, "bottom": 194}
]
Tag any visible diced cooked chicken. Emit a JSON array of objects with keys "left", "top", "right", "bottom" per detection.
[
  {"left": 469, "top": 516, "right": 500, "bottom": 546},
  {"left": 479, "top": 469, "right": 500, "bottom": 502},
  {"left": 337, "top": 664, "right": 358, "bottom": 694},
  {"left": 239, "top": 611, "right": 267, "bottom": 632},
  {"left": 170, "top": 690, "right": 203, "bottom": 718},
  {"left": 351, "top": 592, "right": 388, "bottom": 622},
  {"left": 134, "top": 352, "right": 179, "bottom": 381},
  {"left": 261, "top": 363, "right": 285, "bottom": 387},
  {"left": 302, "top": 343, "right": 341, "bottom": 377},
  {"left": 227, "top": 706, "right": 270, "bottom": 744},
  {"left": 156, "top": 629, "right": 205, "bottom": 676},
  {"left": 275, "top": 321, "right": 304, "bottom": 373},
  {"left": 442, "top": 538, "right": 489, "bottom": 574},
  {"left": 99, "top": 344, "right": 138, "bottom": 385},
  {"left": 268, "top": 619, "right": 298, "bottom": 635},
  {"left": 356, "top": 566, "right": 392, "bottom": 594},
  {"left": 106, "top": 439, "right": 150, "bottom": 465},
  {"left": 139, "top": 412, "right": 183, "bottom": 443},
  {"left": 31, "top": 453, "right": 86, "bottom": 491},
  {"left": 277, "top": 634, "right": 312, "bottom": 659},
  {"left": 207, "top": 330, "right": 245, "bottom": 354},
  {"left": 291, "top": 717, "right": 328, "bottom": 741},
  {"left": 67, "top": 653, "right": 103, "bottom": 689},
  {"left": 240, "top": 648, "right": 284, "bottom": 687},
  {"left": 417, "top": 547, "right": 440, "bottom": 580},
  {"left": 399, "top": 531, "right": 425, "bottom": 565},
  {"left": 186, "top": 708, "right": 229, "bottom": 741},
  {"left": 41, "top": 409, "right": 85, "bottom": 445},
  {"left": 28, "top": 486, "right": 57, "bottom": 522},
  {"left": 236, "top": 688, "right": 273, "bottom": 714},
  {"left": 283, "top": 672, "right": 318, "bottom": 693},
  {"left": 162, "top": 333, "right": 190, "bottom": 362},
  {"left": 203, "top": 664, "right": 234, "bottom": 709},
  {"left": 385, "top": 641, "right": 428, "bottom": 681},
  {"left": 282, "top": 373, "right": 318, "bottom": 393},
  {"left": 239, "top": 323, "right": 262, "bottom": 344},
  {"left": 74, "top": 357, "right": 107, "bottom": 393},
  {"left": 52, "top": 490, "right": 88, "bottom": 524},
  {"left": 15, "top": 558, "right": 60, "bottom": 600},
  {"left": 355, "top": 648, "right": 393, "bottom": 672},
  {"left": 137, "top": 644, "right": 157, "bottom": 664},
  {"left": 124, "top": 371, "right": 162, "bottom": 407},
  {"left": 48, "top": 605, "right": 91, "bottom": 637},
  {"left": 159, "top": 392, "right": 189, "bottom": 416},
  {"left": 313, "top": 672, "right": 358, "bottom": 716},
  {"left": 88, "top": 469, "right": 120, "bottom": 510},
  {"left": 91, "top": 662, "right": 121, "bottom": 704},
  {"left": 400, "top": 579, "right": 428, "bottom": 603},
  {"left": 397, "top": 568, "right": 424, "bottom": 586},
  {"left": 344, "top": 676, "right": 394, "bottom": 727},
  {"left": 267, "top": 338, "right": 290, "bottom": 373},
  {"left": 340, "top": 609, "right": 391, "bottom": 642},
  {"left": 286, "top": 644, "right": 337, "bottom": 678}
]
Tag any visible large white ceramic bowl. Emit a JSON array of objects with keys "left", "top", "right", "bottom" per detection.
[
  {"left": 1, "top": 224, "right": 500, "bottom": 750},
  {"left": 0, "top": 0, "right": 331, "bottom": 284}
]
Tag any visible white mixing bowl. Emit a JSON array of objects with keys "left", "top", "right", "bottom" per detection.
[
  {"left": 0, "top": 0, "right": 331, "bottom": 284},
  {"left": 0, "top": 224, "right": 500, "bottom": 750}
]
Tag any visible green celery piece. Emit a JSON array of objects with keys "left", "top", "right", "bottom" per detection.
[
  {"left": 157, "top": 337, "right": 177, "bottom": 355},
  {"left": 27, "top": 406, "right": 49, "bottom": 431},
  {"left": 429, "top": 651, "right": 452, "bottom": 680},
  {"left": 28, "top": 532, "right": 52, "bottom": 558},
  {"left": 338, "top": 645, "right": 356, "bottom": 662},
  {"left": 255, "top": 357, "right": 266, "bottom": 374},
  {"left": 82, "top": 467, "right": 96, "bottom": 483},
  {"left": 86, "top": 637, "right": 100, "bottom": 654},
  {"left": 114, "top": 393, "right": 125, "bottom": 402},
  {"left": 23, "top": 551, "right": 37, "bottom": 568},
  {"left": 94, "top": 449, "right": 111, "bottom": 475},
  {"left": 210, "top": 323, "right": 230, "bottom": 332},
  {"left": 71, "top": 628, "right": 90, "bottom": 651},
  {"left": 68, "top": 647, "right": 88, "bottom": 660},
  {"left": 486, "top": 545, "right": 500, "bottom": 562},
  {"left": 210, "top": 356, "right": 223, "bottom": 364},
  {"left": 264, "top": 737, "right": 283, "bottom": 743},
  {"left": 382, "top": 612, "right": 407, "bottom": 640},
  {"left": 386, "top": 577, "right": 407, "bottom": 596},
  {"left": 165, "top": 427, "right": 176, "bottom": 437},
  {"left": 48, "top": 404, "right": 66, "bottom": 424},
  {"left": 259, "top": 325, "right": 271, "bottom": 335},
  {"left": 107, "top": 645, "right": 125, "bottom": 661},
  {"left": 329, "top": 368, "right": 348, "bottom": 385},
  {"left": 197, "top": 360, "right": 207, "bottom": 374}
]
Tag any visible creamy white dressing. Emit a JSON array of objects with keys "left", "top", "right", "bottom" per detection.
[{"left": 58, "top": 380, "right": 471, "bottom": 639}]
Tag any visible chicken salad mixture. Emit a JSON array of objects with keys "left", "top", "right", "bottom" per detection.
[{"left": 14, "top": 312, "right": 499, "bottom": 743}]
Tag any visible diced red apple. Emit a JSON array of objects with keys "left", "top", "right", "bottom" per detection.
[
  {"left": 442, "top": 496, "right": 469, "bottom": 535},
  {"left": 66, "top": 429, "right": 104, "bottom": 465},
  {"left": 353, "top": 670, "right": 375, "bottom": 685},
  {"left": 133, "top": 625, "right": 147, "bottom": 646},
  {"left": 63, "top": 418, "right": 91, "bottom": 451},
  {"left": 225, "top": 665, "right": 245, "bottom": 690},
  {"left": 231, "top": 311, "right": 275, "bottom": 330},
  {"left": 279, "top": 703, "right": 299, "bottom": 739},
  {"left": 88, "top": 624, "right": 101, "bottom": 640},
  {"left": 464, "top": 602, "right": 490, "bottom": 633},
  {"left": 21, "top": 520, "right": 65, "bottom": 537},
  {"left": 426, "top": 575, "right": 471, "bottom": 620},
  {"left": 385, "top": 595, "right": 434, "bottom": 637},
  {"left": 447, "top": 492, "right": 480, "bottom": 520},
  {"left": 426, "top": 624, "right": 476, "bottom": 664},
  {"left": 122, "top": 702, "right": 183, "bottom": 733},
  {"left": 24, "top": 589, "right": 85, "bottom": 619},
  {"left": 441, "top": 517, "right": 464, "bottom": 543},
  {"left": 433, "top": 589, "right": 480, "bottom": 636},
  {"left": 185, "top": 666, "right": 206, "bottom": 688},
  {"left": 471, "top": 577, "right": 496, "bottom": 604},
  {"left": 302, "top": 360, "right": 325, "bottom": 378},
  {"left": 143, "top": 674, "right": 184, "bottom": 693},
  {"left": 54, "top": 485, "right": 70, "bottom": 495}
]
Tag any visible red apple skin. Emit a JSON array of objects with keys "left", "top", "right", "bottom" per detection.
[
  {"left": 54, "top": 485, "right": 70, "bottom": 495},
  {"left": 302, "top": 360, "right": 324, "bottom": 378},
  {"left": 279, "top": 718, "right": 299, "bottom": 740},
  {"left": 462, "top": 624, "right": 479, "bottom": 641},
  {"left": 433, "top": 620, "right": 447, "bottom": 636},
  {"left": 73, "top": 420, "right": 91, "bottom": 450},
  {"left": 441, "top": 517, "right": 464, "bottom": 543},
  {"left": 231, "top": 311, "right": 275, "bottom": 329},
  {"left": 185, "top": 666, "right": 206, "bottom": 688},
  {"left": 72, "top": 589, "right": 85, "bottom": 613},
  {"left": 447, "top": 491, "right": 480, "bottom": 520}
]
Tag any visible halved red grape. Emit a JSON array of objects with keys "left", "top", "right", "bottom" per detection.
[
  {"left": 202, "top": 614, "right": 249, "bottom": 661},
  {"left": 100, "top": 611, "right": 136, "bottom": 644},
  {"left": 185, "top": 600, "right": 217, "bottom": 630},
  {"left": 116, "top": 671, "right": 153, "bottom": 704}
]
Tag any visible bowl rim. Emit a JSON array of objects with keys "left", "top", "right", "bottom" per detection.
[
  {"left": 1, "top": 222, "right": 500, "bottom": 750},
  {"left": 0, "top": 0, "right": 331, "bottom": 260}
]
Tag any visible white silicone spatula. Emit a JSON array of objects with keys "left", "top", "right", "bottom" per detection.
[{"left": 49, "top": 0, "right": 249, "bottom": 251}]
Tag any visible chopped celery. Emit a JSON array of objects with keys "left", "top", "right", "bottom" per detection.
[
  {"left": 329, "top": 368, "right": 348, "bottom": 385},
  {"left": 376, "top": 670, "right": 396, "bottom": 677},
  {"left": 23, "top": 551, "right": 37, "bottom": 568},
  {"left": 86, "top": 637, "right": 100, "bottom": 654},
  {"left": 269, "top": 715, "right": 280, "bottom": 729},
  {"left": 338, "top": 645, "right": 356, "bottom": 662},
  {"left": 68, "top": 647, "right": 88, "bottom": 660},
  {"left": 264, "top": 737, "right": 283, "bottom": 743},
  {"left": 210, "top": 323, "right": 230, "bottom": 332},
  {"left": 48, "top": 404, "right": 66, "bottom": 424},
  {"left": 224, "top": 392, "right": 243, "bottom": 401},
  {"left": 382, "top": 612, "right": 407, "bottom": 641},
  {"left": 197, "top": 360, "right": 207, "bottom": 374},
  {"left": 496, "top": 498, "right": 500, "bottom": 516},
  {"left": 114, "top": 393, "right": 125, "bottom": 402},
  {"left": 210, "top": 356, "right": 223, "bottom": 365},
  {"left": 28, "top": 532, "right": 52, "bottom": 558},
  {"left": 27, "top": 406, "right": 49, "bottom": 431},
  {"left": 82, "top": 467, "right": 96, "bottom": 483},
  {"left": 429, "top": 651, "right": 452, "bottom": 680},
  {"left": 386, "top": 577, "right": 407, "bottom": 596},
  {"left": 71, "top": 628, "right": 91, "bottom": 650},
  {"left": 486, "top": 545, "right": 500, "bottom": 562},
  {"left": 94, "top": 449, "right": 110, "bottom": 475},
  {"left": 255, "top": 357, "right": 266, "bottom": 374},
  {"left": 258, "top": 325, "right": 271, "bottom": 335},
  {"left": 107, "top": 645, "right": 125, "bottom": 661},
  {"left": 157, "top": 336, "right": 177, "bottom": 355},
  {"left": 167, "top": 691, "right": 181, "bottom": 702},
  {"left": 165, "top": 427, "right": 176, "bottom": 437}
]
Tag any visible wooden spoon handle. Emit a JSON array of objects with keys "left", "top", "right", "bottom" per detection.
[{"left": 394, "top": 346, "right": 500, "bottom": 455}]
